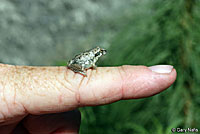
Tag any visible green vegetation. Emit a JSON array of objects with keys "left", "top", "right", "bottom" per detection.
[{"left": 80, "top": 0, "right": 200, "bottom": 133}]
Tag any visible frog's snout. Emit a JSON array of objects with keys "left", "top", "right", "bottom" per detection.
[{"left": 101, "top": 49, "right": 107, "bottom": 55}]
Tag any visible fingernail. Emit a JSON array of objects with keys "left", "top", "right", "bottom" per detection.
[{"left": 148, "top": 65, "right": 173, "bottom": 73}]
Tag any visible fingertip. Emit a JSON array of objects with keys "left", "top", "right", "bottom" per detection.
[
  {"left": 120, "top": 65, "right": 177, "bottom": 99},
  {"left": 169, "top": 68, "right": 177, "bottom": 83}
]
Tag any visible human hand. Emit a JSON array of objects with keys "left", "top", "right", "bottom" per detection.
[{"left": 0, "top": 64, "right": 176, "bottom": 134}]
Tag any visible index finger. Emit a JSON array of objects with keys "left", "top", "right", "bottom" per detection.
[{"left": 0, "top": 64, "right": 176, "bottom": 115}]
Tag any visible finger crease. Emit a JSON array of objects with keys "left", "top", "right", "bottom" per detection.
[
  {"left": 86, "top": 70, "right": 93, "bottom": 86},
  {"left": 76, "top": 76, "right": 85, "bottom": 107},
  {"left": 118, "top": 66, "right": 126, "bottom": 100},
  {"left": 64, "top": 69, "right": 73, "bottom": 87},
  {"left": 2, "top": 86, "right": 11, "bottom": 115},
  {"left": 57, "top": 77, "right": 75, "bottom": 95}
]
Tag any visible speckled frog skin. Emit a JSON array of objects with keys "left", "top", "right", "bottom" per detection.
[{"left": 67, "top": 46, "right": 107, "bottom": 76}]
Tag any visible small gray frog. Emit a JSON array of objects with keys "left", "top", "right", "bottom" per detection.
[{"left": 67, "top": 46, "right": 107, "bottom": 76}]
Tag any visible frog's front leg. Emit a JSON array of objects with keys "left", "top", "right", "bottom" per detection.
[{"left": 92, "top": 63, "right": 97, "bottom": 69}]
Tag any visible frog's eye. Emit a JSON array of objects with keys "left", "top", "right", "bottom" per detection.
[{"left": 95, "top": 51, "right": 101, "bottom": 57}]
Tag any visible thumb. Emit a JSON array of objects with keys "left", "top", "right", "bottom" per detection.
[{"left": 0, "top": 64, "right": 176, "bottom": 117}]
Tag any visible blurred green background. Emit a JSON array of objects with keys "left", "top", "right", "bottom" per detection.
[{"left": 0, "top": 0, "right": 200, "bottom": 133}]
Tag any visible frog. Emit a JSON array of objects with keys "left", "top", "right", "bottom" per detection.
[{"left": 67, "top": 46, "right": 107, "bottom": 76}]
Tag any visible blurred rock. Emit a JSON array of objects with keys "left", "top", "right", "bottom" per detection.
[{"left": 0, "top": 0, "right": 134, "bottom": 65}]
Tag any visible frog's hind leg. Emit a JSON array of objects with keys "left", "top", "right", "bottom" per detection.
[{"left": 68, "top": 64, "right": 87, "bottom": 76}]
